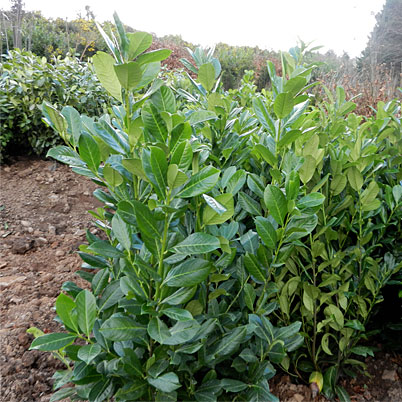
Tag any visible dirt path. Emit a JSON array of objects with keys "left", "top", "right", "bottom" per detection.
[{"left": 0, "top": 158, "right": 401, "bottom": 402}]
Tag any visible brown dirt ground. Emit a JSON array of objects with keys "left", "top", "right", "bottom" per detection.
[{"left": 0, "top": 158, "right": 401, "bottom": 402}]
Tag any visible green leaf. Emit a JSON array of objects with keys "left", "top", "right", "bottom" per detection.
[
  {"left": 137, "top": 49, "right": 172, "bottom": 65},
  {"left": 42, "top": 102, "right": 68, "bottom": 134},
  {"left": 127, "top": 31, "right": 153, "bottom": 59},
  {"left": 132, "top": 200, "right": 161, "bottom": 240},
  {"left": 148, "top": 372, "right": 181, "bottom": 393},
  {"left": 198, "top": 63, "right": 216, "bottom": 91},
  {"left": 214, "top": 326, "right": 247, "bottom": 357},
  {"left": 188, "top": 110, "right": 217, "bottom": 126},
  {"left": 114, "top": 62, "right": 142, "bottom": 90},
  {"left": 151, "top": 85, "right": 176, "bottom": 113},
  {"left": 88, "top": 241, "right": 125, "bottom": 258},
  {"left": 203, "top": 193, "right": 234, "bottom": 225},
  {"left": 278, "top": 129, "right": 301, "bottom": 148},
  {"left": 161, "top": 286, "right": 197, "bottom": 305},
  {"left": 252, "top": 97, "right": 275, "bottom": 132},
  {"left": 171, "top": 233, "right": 220, "bottom": 255},
  {"left": 76, "top": 290, "right": 97, "bottom": 337},
  {"left": 92, "top": 52, "right": 122, "bottom": 101},
  {"left": 255, "top": 216, "right": 277, "bottom": 249},
  {"left": 77, "top": 343, "right": 102, "bottom": 364},
  {"left": 226, "top": 169, "right": 246, "bottom": 195},
  {"left": 61, "top": 106, "right": 81, "bottom": 146},
  {"left": 46, "top": 146, "right": 85, "bottom": 167},
  {"left": 30, "top": 333, "right": 76, "bottom": 351},
  {"left": 162, "top": 308, "right": 193, "bottom": 322},
  {"left": 299, "top": 155, "right": 316, "bottom": 184},
  {"left": 150, "top": 146, "right": 168, "bottom": 199},
  {"left": 142, "top": 103, "right": 168, "bottom": 143},
  {"left": 244, "top": 253, "right": 266, "bottom": 282},
  {"left": 330, "top": 174, "right": 347, "bottom": 196},
  {"left": 164, "top": 259, "right": 211, "bottom": 287},
  {"left": 221, "top": 379, "right": 248, "bottom": 392},
  {"left": 243, "top": 283, "right": 256, "bottom": 311},
  {"left": 297, "top": 193, "right": 325, "bottom": 209},
  {"left": 103, "top": 165, "right": 123, "bottom": 187},
  {"left": 284, "top": 76, "right": 307, "bottom": 96},
  {"left": 254, "top": 144, "right": 277, "bottom": 167},
  {"left": 112, "top": 214, "right": 131, "bottom": 252},
  {"left": 264, "top": 185, "right": 287, "bottom": 225},
  {"left": 100, "top": 316, "right": 146, "bottom": 341},
  {"left": 350, "top": 346, "right": 374, "bottom": 357},
  {"left": 171, "top": 141, "right": 193, "bottom": 170},
  {"left": 167, "top": 164, "right": 188, "bottom": 189},
  {"left": 347, "top": 167, "right": 363, "bottom": 191},
  {"left": 56, "top": 293, "right": 78, "bottom": 333},
  {"left": 78, "top": 132, "right": 101, "bottom": 172},
  {"left": 49, "top": 387, "right": 76, "bottom": 402},
  {"left": 274, "top": 92, "right": 294, "bottom": 118},
  {"left": 393, "top": 185, "right": 402, "bottom": 203},
  {"left": 178, "top": 166, "right": 220, "bottom": 198},
  {"left": 335, "top": 385, "right": 351, "bottom": 402},
  {"left": 361, "top": 181, "right": 379, "bottom": 205},
  {"left": 238, "top": 191, "right": 262, "bottom": 216},
  {"left": 115, "top": 381, "right": 147, "bottom": 401},
  {"left": 148, "top": 317, "right": 171, "bottom": 344}
]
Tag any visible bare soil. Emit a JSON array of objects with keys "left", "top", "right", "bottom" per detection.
[{"left": 0, "top": 158, "right": 401, "bottom": 402}]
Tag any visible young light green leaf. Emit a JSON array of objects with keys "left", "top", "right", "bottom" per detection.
[
  {"left": 114, "top": 62, "right": 142, "bottom": 90},
  {"left": 127, "top": 31, "right": 153, "bottom": 59},
  {"left": 198, "top": 63, "right": 216, "bottom": 91},
  {"left": 299, "top": 155, "right": 316, "bottom": 184},
  {"left": 274, "top": 92, "right": 294, "bottom": 118},
  {"left": 103, "top": 165, "right": 123, "bottom": 187},
  {"left": 92, "top": 52, "right": 122, "bottom": 101},
  {"left": 347, "top": 167, "right": 363, "bottom": 191}
]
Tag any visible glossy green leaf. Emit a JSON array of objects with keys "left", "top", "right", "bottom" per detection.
[
  {"left": 30, "top": 333, "right": 76, "bottom": 351},
  {"left": 203, "top": 193, "right": 234, "bottom": 225},
  {"left": 148, "top": 317, "right": 171, "bottom": 344},
  {"left": 297, "top": 193, "right": 325, "bottom": 209},
  {"left": 76, "top": 290, "right": 97, "bottom": 337},
  {"left": 255, "top": 216, "right": 277, "bottom": 249},
  {"left": 330, "top": 174, "right": 347, "bottom": 196},
  {"left": 150, "top": 146, "right": 168, "bottom": 199},
  {"left": 112, "top": 214, "right": 131, "bottom": 252},
  {"left": 299, "top": 155, "right": 316, "bottom": 184},
  {"left": 100, "top": 316, "right": 146, "bottom": 341},
  {"left": 244, "top": 253, "right": 266, "bottom": 282},
  {"left": 171, "top": 233, "right": 220, "bottom": 255},
  {"left": 254, "top": 144, "right": 277, "bottom": 167},
  {"left": 214, "top": 326, "right": 247, "bottom": 357},
  {"left": 137, "top": 49, "right": 172, "bottom": 65},
  {"left": 56, "top": 293, "right": 78, "bottom": 333},
  {"left": 264, "top": 185, "right": 287, "bottom": 225},
  {"left": 148, "top": 372, "right": 181, "bottom": 393},
  {"left": 188, "top": 110, "right": 217, "bottom": 125},
  {"left": 178, "top": 166, "right": 220, "bottom": 198},
  {"left": 78, "top": 132, "right": 100, "bottom": 172},
  {"left": 171, "top": 141, "right": 193, "bottom": 170},
  {"left": 164, "top": 259, "right": 211, "bottom": 287},
  {"left": 162, "top": 308, "right": 193, "bottom": 322},
  {"left": 77, "top": 343, "right": 102, "bottom": 364},
  {"left": 142, "top": 103, "right": 168, "bottom": 143},
  {"left": 238, "top": 191, "right": 262, "bottom": 216}
]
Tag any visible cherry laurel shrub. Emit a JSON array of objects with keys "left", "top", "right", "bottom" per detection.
[
  {"left": 28, "top": 14, "right": 303, "bottom": 402},
  {"left": 29, "top": 13, "right": 402, "bottom": 402}
]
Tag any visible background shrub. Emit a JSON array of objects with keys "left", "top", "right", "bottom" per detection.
[{"left": 0, "top": 49, "right": 112, "bottom": 162}]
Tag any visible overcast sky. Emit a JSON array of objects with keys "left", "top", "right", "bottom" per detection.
[{"left": 3, "top": 0, "right": 386, "bottom": 57}]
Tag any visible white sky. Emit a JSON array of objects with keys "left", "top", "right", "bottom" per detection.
[{"left": 3, "top": 0, "right": 386, "bottom": 57}]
